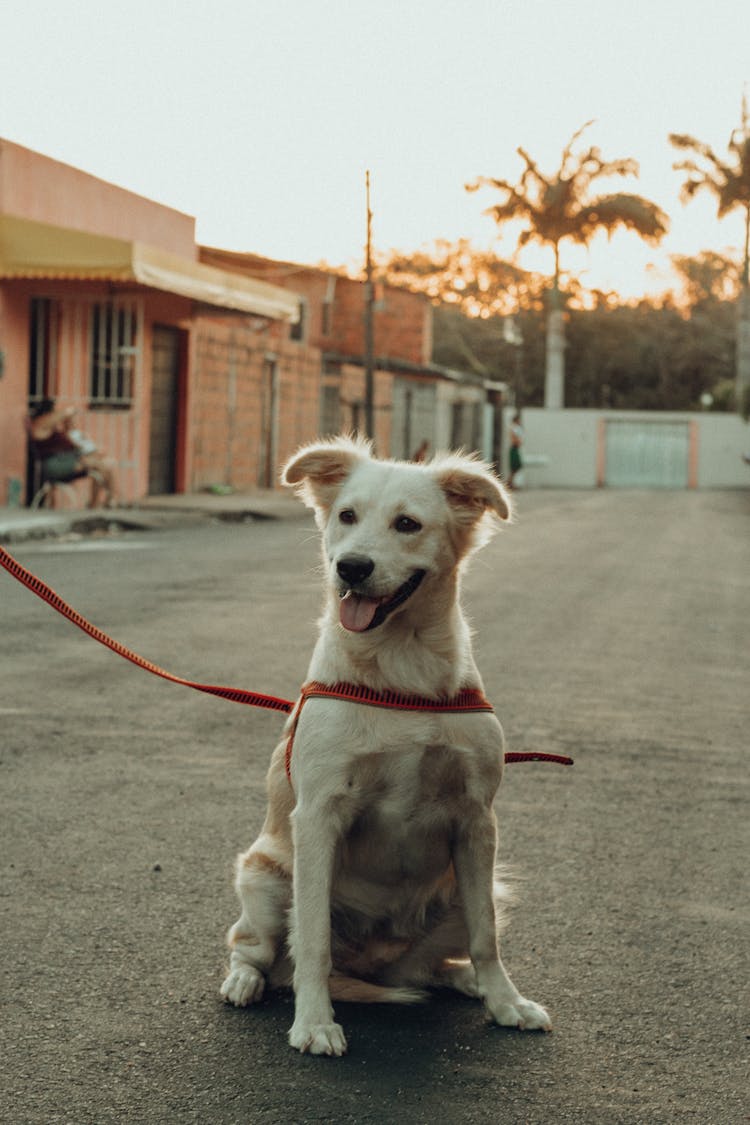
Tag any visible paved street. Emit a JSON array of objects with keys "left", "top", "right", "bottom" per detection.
[{"left": 1, "top": 489, "right": 748, "bottom": 1124}]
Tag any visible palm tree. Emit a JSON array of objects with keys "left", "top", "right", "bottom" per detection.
[
  {"left": 466, "top": 123, "right": 669, "bottom": 407},
  {"left": 670, "top": 97, "right": 750, "bottom": 413}
]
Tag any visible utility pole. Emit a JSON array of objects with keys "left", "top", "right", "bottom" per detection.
[{"left": 364, "top": 170, "right": 375, "bottom": 439}]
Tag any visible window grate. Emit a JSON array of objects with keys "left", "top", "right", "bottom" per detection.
[{"left": 89, "top": 301, "right": 138, "bottom": 408}]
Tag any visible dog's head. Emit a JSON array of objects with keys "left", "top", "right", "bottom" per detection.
[{"left": 282, "top": 436, "right": 512, "bottom": 634}]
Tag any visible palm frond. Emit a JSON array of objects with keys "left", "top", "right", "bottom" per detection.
[
  {"left": 575, "top": 194, "right": 669, "bottom": 245},
  {"left": 516, "top": 147, "right": 552, "bottom": 196},
  {"left": 559, "top": 120, "right": 596, "bottom": 174},
  {"left": 670, "top": 120, "right": 750, "bottom": 219},
  {"left": 467, "top": 122, "right": 667, "bottom": 277},
  {"left": 669, "top": 133, "right": 722, "bottom": 168}
]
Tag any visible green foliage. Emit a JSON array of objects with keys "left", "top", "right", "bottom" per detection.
[
  {"left": 564, "top": 297, "right": 736, "bottom": 410},
  {"left": 670, "top": 251, "right": 741, "bottom": 304},
  {"left": 433, "top": 304, "right": 545, "bottom": 402},
  {"left": 388, "top": 242, "right": 739, "bottom": 410},
  {"left": 379, "top": 239, "right": 546, "bottom": 318},
  {"left": 710, "top": 379, "right": 738, "bottom": 412}
]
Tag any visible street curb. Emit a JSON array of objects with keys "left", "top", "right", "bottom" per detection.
[{"left": 0, "top": 503, "right": 306, "bottom": 545}]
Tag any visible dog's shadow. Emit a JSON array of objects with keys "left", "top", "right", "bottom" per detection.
[{"left": 218, "top": 989, "right": 552, "bottom": 1112}]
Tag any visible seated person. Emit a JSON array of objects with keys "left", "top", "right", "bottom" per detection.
[{"left": 29, "top": 398, "right": 119, "bottom": 507}]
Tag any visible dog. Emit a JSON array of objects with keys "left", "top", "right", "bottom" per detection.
[{"left": 221, "top": 436, "right": 551, "bottom": 1055}]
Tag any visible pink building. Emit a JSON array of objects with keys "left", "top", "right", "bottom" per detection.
[
  {"left": 0, "top": 139, "right": 302, "bottom": 505},
  {"left": 1, "top": 140, "right": 489, "bottom": 508}
]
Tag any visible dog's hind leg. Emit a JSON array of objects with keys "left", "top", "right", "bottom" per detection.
[
  {"left": 221, "top": 843, "right": 291, "bottom": 1007},
  {"left": 328, "top": 975, "right": 426, "bottom": 1004},
  {"left": 434, "top": 958, "right": 481, "bottom": 998},
  {"left": 380, "top": 905, "right": 483, "bottom": 996},
  {"left": 453, "top": 809, "right": 552, "bottom": 1031}
]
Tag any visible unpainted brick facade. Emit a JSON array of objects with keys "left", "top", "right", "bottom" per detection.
[
  {"left": 190, "top": 317, "right": 322, "bottom": 491},
  {"left": 199, "top": 249, "right": 432, "bottom": 367}
]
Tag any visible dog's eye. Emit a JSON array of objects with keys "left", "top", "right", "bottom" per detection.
[
  {"left": 394, "top": 515, "right": 422, "bottom": 534},
  {"left": 339, "top": 509, "right": 357, "bottom": 525}
]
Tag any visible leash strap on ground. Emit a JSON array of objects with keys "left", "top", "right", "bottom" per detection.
[
  {"left": 0, "top": 544, "right": 572, "bottom": 767},
  {"left": 0, "top": 544, "right": 294, "bottom": 714}
]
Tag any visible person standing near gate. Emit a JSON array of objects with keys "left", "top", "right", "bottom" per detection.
[{"left": 509, "top": 410, "right": 524, "bottom": 489}]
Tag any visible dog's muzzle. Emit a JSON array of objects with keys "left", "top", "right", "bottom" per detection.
[{"left": 337, "top": 563, "right": 426, "bottom": 632}]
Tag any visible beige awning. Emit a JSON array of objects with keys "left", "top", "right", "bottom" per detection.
[{"left": 0, "top": 214, "right": 299, "bottom": 322}]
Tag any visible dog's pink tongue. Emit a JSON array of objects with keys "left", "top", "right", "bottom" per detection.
[{"left": 339, "top": 592, "right": 381, "bottom": 632}]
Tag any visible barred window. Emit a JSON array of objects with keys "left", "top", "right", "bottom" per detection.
[{"left": 89, "top": 302, "right": 138, "bottom": 408}]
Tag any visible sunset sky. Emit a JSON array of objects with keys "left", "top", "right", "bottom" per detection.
[{"left": 3, "top": 0, "right": 748, "bottom": 300}]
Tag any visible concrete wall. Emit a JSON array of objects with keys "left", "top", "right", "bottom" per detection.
[
  {"left": 0, "top": 139, "right": 196, "bottom": 257},
  {"left": 504, "top": 408, "right": 750, "bottom": 490},
  {"left": 695, "top": 413, "right": 750, "bottom": 488},
  {"left": 504, "top": 408, "right": 600, "bottom": 488}
]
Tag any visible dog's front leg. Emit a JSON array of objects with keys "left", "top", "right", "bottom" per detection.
[
  {"left": 288, "top": 802, "right": 347, "bottom": 1056},
  {"left": 454, "top": 806, "right": 552, "bottom": 1032}
]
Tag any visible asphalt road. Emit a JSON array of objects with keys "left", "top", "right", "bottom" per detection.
[{"left": 1, "top": 490, "right": 748, "bottom": 1124}]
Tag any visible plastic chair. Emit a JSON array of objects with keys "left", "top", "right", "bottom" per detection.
[{"left": 30, "top": 473, "right": 93, "bottom": 510}]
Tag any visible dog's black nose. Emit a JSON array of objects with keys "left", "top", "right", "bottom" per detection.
[{"left": 337, "top": 554, "right": 375, "bottom": 586}]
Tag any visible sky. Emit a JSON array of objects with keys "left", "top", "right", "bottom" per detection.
[{"left": 2, "top": 0, "right": 748, "bottom": 300}]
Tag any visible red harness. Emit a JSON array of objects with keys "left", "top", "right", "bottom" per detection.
[
  {"left": 284, "top": 681, "right": 496, "bottom": 782},
  {"left": 0, "top": 546, "right": 573, "bottom": 770}
]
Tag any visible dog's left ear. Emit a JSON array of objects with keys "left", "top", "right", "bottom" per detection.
[
  {"left": 281, "top": 435, "right": 370, "bottom": 517},
  {"left": 433, "top": 455, "right": 513, "bottom": 548}
]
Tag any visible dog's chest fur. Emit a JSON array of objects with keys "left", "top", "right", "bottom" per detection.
[{"left": 336, "top": 744, "right": 470, "bottom": 883}]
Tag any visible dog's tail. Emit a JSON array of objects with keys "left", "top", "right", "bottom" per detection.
[
  {"left": 494, "top": 870, "right": 517, "bottom": 934},
  {"left": 328, "top": 974, "right": 427, "bottom": 1005}
]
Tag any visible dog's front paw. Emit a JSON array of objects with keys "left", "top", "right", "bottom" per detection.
[
  {"left": 489, "top": 996, "right": 552, "bottom": 1032},
  {"left": 220, "top": 965, "right": 266, "bottom": 1007},
  {"left": 288, "top": 1020, "right": 348, "bottom": 1056}
]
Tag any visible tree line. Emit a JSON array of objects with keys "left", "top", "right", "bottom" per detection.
[
  {"left": 387, "top": 244, "right": 740, "bottom": 412},
  {"left": 379, "top": 108, "right": 750, "bottom": 415}
]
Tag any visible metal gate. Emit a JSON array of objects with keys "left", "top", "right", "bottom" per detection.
[{"left": 604, "top": 420, "right": 690, "bottom": 489}]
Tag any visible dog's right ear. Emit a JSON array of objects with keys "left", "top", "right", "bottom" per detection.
[{"left": 281, "top": 435, "right": 370, "bottom": 517}]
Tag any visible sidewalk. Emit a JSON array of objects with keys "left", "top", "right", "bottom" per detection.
[{"left": 0, "top": 489, "right": 305, "bottom": 544}]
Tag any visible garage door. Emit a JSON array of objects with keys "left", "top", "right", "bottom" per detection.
[{"left": 605, "top": 420, "right": 690, "bottom": 488}]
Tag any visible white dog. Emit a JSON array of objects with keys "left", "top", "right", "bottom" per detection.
[{"left": 221, "top": 436, "right": 551, "bottom": 1055}]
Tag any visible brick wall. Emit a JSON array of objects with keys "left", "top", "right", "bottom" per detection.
[
  {"left": 329, "top": 281, "right": 431, "bottom": 366},
  {"left": 199, "top": 248, "right": 432, "bottom": 367},
  {"left": 190, "top": 317, "right": 322, "bottom": 490}
]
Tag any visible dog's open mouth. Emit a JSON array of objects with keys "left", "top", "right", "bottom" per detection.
[{"left": 338, "top": 570, "right": 426, "bottom": 633}]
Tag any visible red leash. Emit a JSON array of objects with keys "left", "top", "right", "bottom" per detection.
[
  {"left": 0, "top": 545, "right": 573, "bottom": 768},
  {"left": 0, "top": 545, "right": 292, "bottom": 715}
]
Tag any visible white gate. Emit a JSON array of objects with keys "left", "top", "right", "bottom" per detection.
[{"left": 605, "top": 420, "right": 690, "bottom": 488}]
